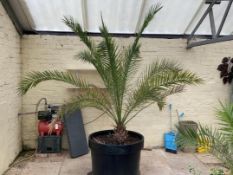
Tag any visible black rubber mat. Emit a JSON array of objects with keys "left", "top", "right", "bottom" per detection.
[{"left": 64, "top": 110, "right": 89, "bottom": 158}]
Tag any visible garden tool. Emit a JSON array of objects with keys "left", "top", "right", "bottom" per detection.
[{"left": 164, "top": 104, "right": 177, "bottom": 153}]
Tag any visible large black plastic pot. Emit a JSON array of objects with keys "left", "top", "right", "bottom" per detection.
[{"left": 89, "top": 130, "right": 144, "bottom": 175}]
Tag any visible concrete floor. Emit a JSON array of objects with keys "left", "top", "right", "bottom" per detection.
[{"left": 5, "top": 149, "right": 225, "bottom": 175}]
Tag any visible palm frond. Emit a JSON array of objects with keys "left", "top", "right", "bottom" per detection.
[
  {"left": 216, "top": 102, "right": 233, "bottom": 144},
  {"left": 145, "top": 59, "right": 182, "bottom": 74},
  {"left": 63, "top": 16, "right": 94, "bottom": 50},
  {"left": 147, "top": 71, "right": 203, "bottom": 92},
  {"left": 63, "top": 5, "right": 165, "bottom": 126},
  {"left": 137, "top": 4, "right": 163, "bottom": 36},
  {"left": 76, "top": 50, "right": 95, "bottom": 65},
  {"left": 65, "top": 17, "right": 114, "bottom": 88},
  {"left": 177, "top": 103, "right": 233, "bottom": 173},
  {"left": 122, "top": 44, "right": 141, "bottom": 80},
  {"left": 177, "top": 123, "right": 233, "bottom": 171},
  {"left": 99, "top": 16, "right": 119, "bottom": 68},
  {"left": 161, "top": 85, "right": 185, "bottom": 96},
  {"left": 98, "top": 16, "right": 125, "bottom": 121},
  {"left": 96, "top": 40, "right": 114, "bottom": 69},
  {"left": 19, "top": 70, "right": 89, "bottom": 95},
  {"left": 122, "top": 85, "right": 185, "bottom": 124},
  {"left": 177, "top": 124, "right": 226, "bottom": 148},
  {"left": 77, "top": 47, "right": 114, "bottom": 92},
  {"left": 61, "top": 88, "right": 116, "bottom": 121},
  {"left": 122, "top": 60, "right": 203, "bottom": 122},
  {"left": 176, "top": 124, "right": 200, "bottom": 147},
  {"left": 145, "top": 60, "right": 203, "bottom": 87},
  {"left": 122, "top": 5, "right": 162, "bottom": 92},
  {"left": 123, "top": 84, "right": 164, "bottom": 123},
  {"left": 64, "top": 17, "right": 113, "bottom": 88}
]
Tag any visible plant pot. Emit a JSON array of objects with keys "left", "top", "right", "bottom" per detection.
[
  {"left": 178, "top": 120, "right": 198, "bottom": 153},
  {"left": 89, "top": 130, "right": 144, "bottom": 175}
]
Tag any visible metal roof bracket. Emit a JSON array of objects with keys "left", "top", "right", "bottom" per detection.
[{"left": 187, "top": 0, "right": 233, "bottom": 49}]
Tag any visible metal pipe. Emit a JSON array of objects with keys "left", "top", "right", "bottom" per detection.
[
  {"left": 35, "top": 98, "right": 48, "bottom": 113},
  {"left": 18, "top": 111, "right": 38, "bottom": 116},
  {"left": 18, "top": 98, "right": 48, "bottom": 116}
]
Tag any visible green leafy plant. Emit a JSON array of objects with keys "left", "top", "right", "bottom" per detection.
[
  {"left": 188, "top": 166, "right": 225, "bottom": 175},
  {"left": 19, "top": 5, "right": 202, "bottom": 144},
  {"left": 177, "top": 102, "right": 233, "bottom": 174},
  {"left": 210, "top": 168, "right": 225, "bottom": 175}
]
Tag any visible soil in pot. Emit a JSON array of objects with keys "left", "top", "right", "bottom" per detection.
[{"left": 93, "top": 131, "right": 141, "bottom": 145}]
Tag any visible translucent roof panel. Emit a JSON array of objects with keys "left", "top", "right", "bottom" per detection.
[
  {"left": 140, "top": 0, "right": 204, "bottom": 34},
  {"left": 86, "top": 0, "right": 143, "bottom": 33},
  {"left": 12, "top": 0, "right": 233, "bottom": 35},
  {"left": 23, "top": 0, "right": 84, "bottom": 31},
  {"left": 222, "top": 8, "right": 233, "bottom": 35}
]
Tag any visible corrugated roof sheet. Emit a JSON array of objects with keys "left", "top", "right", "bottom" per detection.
[{"left": 8, "top": 0, "right": 233, "bottom": 35}]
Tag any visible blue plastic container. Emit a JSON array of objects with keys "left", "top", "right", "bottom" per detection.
[{"left": 164, "top": 131, "right": 177, "bottom": 153}]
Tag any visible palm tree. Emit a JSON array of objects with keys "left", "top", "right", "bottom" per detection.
[
  {"left": 177, "top": 102, "right": 233, "bottom": 174},
  {"left": 19, "top": 5, "right": 202, "bottom": 144}
]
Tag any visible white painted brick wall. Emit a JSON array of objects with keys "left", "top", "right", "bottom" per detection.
[
  {"left": 21, "top": 35, "right": 232, "bottom": 149},
  {"left": 0, "top": 3, "right": 21, "bottom": 175}
]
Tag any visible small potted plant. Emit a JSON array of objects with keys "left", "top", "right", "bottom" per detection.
[{"left": 19, "top": 5, "right": 203, "bottom": 175}]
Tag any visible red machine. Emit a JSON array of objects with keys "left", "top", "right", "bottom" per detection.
[{"left": 38, "top": 120, "right": 64, "bottom": 136}]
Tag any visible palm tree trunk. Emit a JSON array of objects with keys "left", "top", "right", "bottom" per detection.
[{"left": 113, "top": 125, "right": 128, "bottom": 144}]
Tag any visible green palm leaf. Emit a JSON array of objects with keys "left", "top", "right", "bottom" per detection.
[
  {"left": 63, "top": 17, "right": 94, "bottom": 50},
  {"left": 19, "top": 70, "right": 90, "bottom": 95},
  {"left": 61, "top": 88, "right": 115, "bottom": 119},
  {"left": 216, "top": 102, "right": 233, "bottom": 144},
  {"left": 177, "top": 103, "right": 233, "bottom": 173},
  {"left": 122, "top": 5, "right": 162, "bottom": 92},
  {"left": 122, "top": 60, "right": 202, "bottom": 123}
]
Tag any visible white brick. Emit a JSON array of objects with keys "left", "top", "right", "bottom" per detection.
[{"left": 0, "top": 3, "right": 21, "bottom": 175}]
